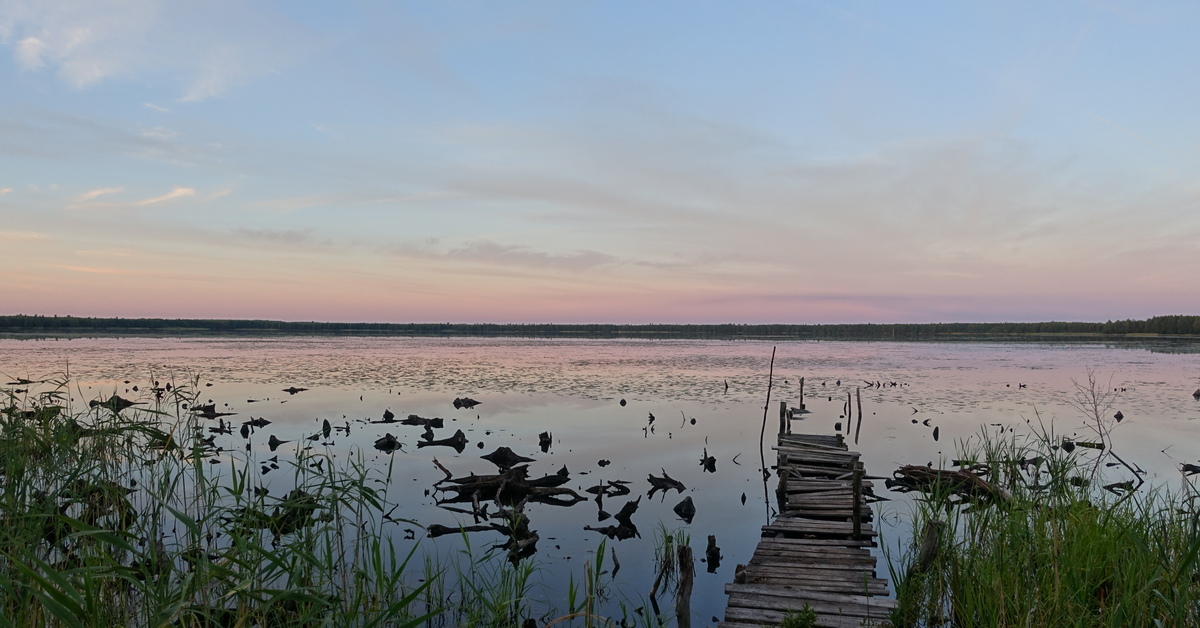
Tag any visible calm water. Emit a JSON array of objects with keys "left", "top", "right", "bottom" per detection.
[{"left": 3, "top": 336, "right": 1200, "bottom": 623}]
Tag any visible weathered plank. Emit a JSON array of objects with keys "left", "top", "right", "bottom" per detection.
[
  {"left": 727, "top": 584, "right": 898, "bottom": 609},
  {"left": 724, "top": 605, "right": 891, "bottom": 628},
  {"left": 721, "top": 429, "right": 892, "bottom": 626}
]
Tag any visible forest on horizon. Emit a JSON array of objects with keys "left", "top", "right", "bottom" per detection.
[{"left": 2, "top": 314, "right": 1199, "bottom": 340}]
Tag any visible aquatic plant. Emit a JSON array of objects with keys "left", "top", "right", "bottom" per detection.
[
  {"left": 0, "top": 372, "right": 678, "bottom": 627},
  {"left": 886, "top": 375, "right": 1200, "bottom": 627}
]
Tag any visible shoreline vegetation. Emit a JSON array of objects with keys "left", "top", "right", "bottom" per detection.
[
  {"left": 0, "top": 373, "right": 673, "bottom": 627},
  {"left": 2, "top": 314, "right": 1199, "bottom": 340},
  {"left": 887, "top": 372, "right": 1200, "bottom": 627}
]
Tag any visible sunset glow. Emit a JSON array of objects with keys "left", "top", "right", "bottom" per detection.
[{"left": 2, "top": 2, "right": 1198, "bottom": 323}]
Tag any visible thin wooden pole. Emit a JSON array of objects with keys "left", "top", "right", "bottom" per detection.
[
  {"left": 846, "top": 391, "right": 853, "bottom": 440},
  {"left": 798, "top": 376, "right": 806, "bottom": 411},
  {"left": 854, "top": 386, "right": 864, "bottom": 445},
  {"left": 778, "top": 400, "right": 787, "bottom": 435},
  {"left": 759, "top": 346, "right": 777, "bottom": 521}
]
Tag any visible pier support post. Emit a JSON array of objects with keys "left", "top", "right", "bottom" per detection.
[
  {"left": 778, "top": 401, "right": 788, "bottom": 435},
  {"left": 852, "top": 460, "right": 864, "bottom": 540}
]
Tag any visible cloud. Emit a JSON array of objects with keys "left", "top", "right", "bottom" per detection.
[
  {"left": 230, "top": 227, "right": 316, "bottom": 246},
  {"left": 75, "top": 186, "right": 123, "bottom": 202},
  {"left": 395, "top": 239, "right": 616, "bottom": 273},
  {"left": 143, "top": 102, "right": 169, "bottom": 113},
  {"left": 0, "top": 187, "right": 11, "bottom": 194},
  {"left": 0, "top": 0, "right": 309, "bottom": 100},
  {"left": 137, "top": 186, "right": 194, "bottom": 205},
  {"left": 0, "top": 229, "right": 48, "bottom": 242}
]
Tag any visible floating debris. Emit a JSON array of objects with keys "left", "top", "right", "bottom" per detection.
[
  {"left": 416, "top": 429, "right": 468, "bottom": 453},
  {"left": 705, "top": 535, "right": 721, "bottom": 573},
  {"left": 401, "top": 415, "right": 444, "bottom": 428},
  {"left": 647, "top": 469, "right": 686, "bottom": 499},
  {"left": 480, "top": 446, "right": 535, "bottom": 470},
  {"left": 673, "top": 496, "right": 696, "bottom": 524},
  {"left": 282, "top": 387, "right": 308, "bottom": 395},
  {"left": 267, "top": 435, "right": 290, "bottom": 452},
  {"left": 527, "top": 466, "right": 571, "bottom": 488},
  {"left": 374, "top": 433, "right": 402, "bottom": 453},
  {"left": 699, "top": 448, "right": 716, "bottom": 473},
  {"left": 89, "top": 395, "right": 143, "bottom": 413},
  {"left": 538, "top": 431, "right": 552, "bottom": 452},
  {"left": 452, "top": 397, "right": 480, "bottom": 409}
]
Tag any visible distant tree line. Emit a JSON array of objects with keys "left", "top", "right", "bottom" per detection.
[{"left": 1, "top": 315, "right": 1198, "bottom": 339}]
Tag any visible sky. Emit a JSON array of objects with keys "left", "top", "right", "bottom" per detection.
[{"left": 1, "top": 1, "right": 1198, "bottom": 324}]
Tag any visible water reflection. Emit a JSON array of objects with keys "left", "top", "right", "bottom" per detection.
[{"left": 2, "top": 336, "right": 1199, "bottom": 622}]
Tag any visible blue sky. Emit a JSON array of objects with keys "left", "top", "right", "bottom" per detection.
[{"left": 2, "top": 1, "right": 1198, "bottom": 323}]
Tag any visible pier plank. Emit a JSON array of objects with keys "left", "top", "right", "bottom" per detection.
[{"left": 720, "top": 425, "right": 893, "bottom": 627}]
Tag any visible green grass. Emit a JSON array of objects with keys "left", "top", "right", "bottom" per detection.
[
  {"left": 888, "top": 383, "right": 1200, "bottom": 627},
  {"left": 0, "top": 373, "right": 675, "bottom": 627}
]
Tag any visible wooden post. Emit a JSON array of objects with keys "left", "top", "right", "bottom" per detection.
[
  {"left": 852, "top": 460, "right": 864, "bottom": 540},
  {"left": 846, "top": 391, "right": 853, "bottom": 439},
  {"left": 676, "top": 544, "right": 694, "bottom": 628},
  {"left": 854, "top": 386, "right": 864, "bottom": 445},
  {"left": 798, "top": 376, "right": 806, "bottom": 411},
  {"left": 778, "top": 400, "right": 787, "bottom": 435}
]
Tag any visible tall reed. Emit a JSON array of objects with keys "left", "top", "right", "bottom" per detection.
[{"left": 888, "top": 378, "right": 1200, "bottom": 627}]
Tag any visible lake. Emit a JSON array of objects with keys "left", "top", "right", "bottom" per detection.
[{"left": 2, "top": 336, "right": 1199, "bottom": 624}]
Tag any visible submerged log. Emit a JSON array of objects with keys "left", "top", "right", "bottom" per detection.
[
  {"left": 374, "top": 433, "right": 402, "bottom": 453},
  {"left": 438, "top": 465, "right": 586, "bottom": 506},
  {"left": 647, "top": 469, "right": 686, "bottom": 499},
  {"left": 417, "top": 429, "right": 468, "bottom": 453},
  {"left": 402, "top": 415, "right": 444, "bottom": 428},
  {"left": 886, "top": 465, "right": 1012, "bottom": 503},
  {"left": 453, "top": 397, "right": 481, "bottom": 409},
  {"left": 481, "top": 446, "right": 535, "bottom": 470},
  {"left": 527, "top": 465, "right": 570, "bottom": 488}
]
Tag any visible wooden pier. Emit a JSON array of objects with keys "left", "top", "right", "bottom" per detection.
[{"left": 720, "top": 404, "right": 895, "bottom": 628}]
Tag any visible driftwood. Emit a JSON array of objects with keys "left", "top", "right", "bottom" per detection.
[
  {"left": 699, "top": 448, "right": 716, "bottom": 473},
  {"left": 886, "top": 465, "right": 1012, "bottom": 503},
  {"left": 526, "top": 465, "right": 570, "bottom": 488},
  {"left": 438, "top": 465, "right": 586, "bottom": 506},
  {"left": 373, "top": 433, "right": 402, "bottom": 453},
  {"left": 480, "top": 446, "right": 535, "bottom": 470},
  {"left": 585, "top": 480, "right": 631, "bottom": 497},
  {"left": 647, "top": 469, "right": 686, "bottom": 499},
  {"left": 402, "top": 415, "right": 444, "bottom": 428},
  {"left": 538, "top": 431, "right": 552, "bottom": 452},
  {"left": 585, "top": 496, "right": 640, "bottom": 539},
  {"left": 416, "top": 429, "right": 468, "bottom": 453},
  {"left": 452, "top": 397, "right": 480, "bottom": 409}
]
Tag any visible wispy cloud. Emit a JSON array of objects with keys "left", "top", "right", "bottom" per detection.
[
  {"left": 0, "top": 0, "right": 310, "bottom": 100},
  {"left": 394, "top": 239, "right": 616, "bottom": 273},
  {"left": 0, "top": 229, "right": 49, "bottom": 242},
  {"left": 230, "top": 227, "right": 318, "bottom": 246},
  {"left": 0, "top": 187, "right": 12, "bottom": 194},
  {"left": 143, "top": 102, "right": 169, "bottom": 113},
  {"left": 75, "top": 186, "right": 124, "bottom": 202},
  {"left": 137, "top": 186, "right": 194, "bottom": 205}
]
